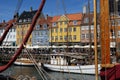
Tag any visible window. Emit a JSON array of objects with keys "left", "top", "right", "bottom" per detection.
[
  {"left": 52, "top": 36, "right": 54, "bottom": 40},
  {"left": 73, "top": 20, "right": 77, "bottom": 25},
  {"left": 10, "top": 29, "right": 12, "bottom": 32},
  {"left": 73, "top": 35, "right": 76, "bottom": 40},
  {"left": 118, "top": 31, "right": 120, "bottom": 38},
  {"left": 91, "top": 33, "right": 94, "bottom": 39},
  {"left": 43, "top": 24, "right": 47, "bottom": 29},
  {"left": 118, "top": 20, "right": 120, "bottom": 26},
  {"left": 68, "top": 35, "right": 72, "bottom": 40},
  {"left": 28, "top": 18, "right": 31, "bottom": 22},
  {"left": 81, "top": 26, "right": 89, "bottom": 30},
  {"left": 52, "top": 29, "right": 54, "bottom": 32},
  {"left": 69, "top": 27, "right": 72, "bottom": 32},
  {"left": 64, "top": 21, "right": 68, "bottom": 25},
  {"left": 64, "top": 28, "right": 67, "bottom": 32},
  {"left": 36, "top": 25, "right": 40, "bottom": 30},
  {"left": 19, "top": 19, "right": 22, "bottom": 23},
  {"left": 60, "top": 36, "right": 63, "bottom": 40},
  {"left": 60, "top": 28, "right": 62, "bottom": 32},
  {"left": 111, "top": 29, "right": 115, "bottom": 38},
  {"left": 52, "top": 22, "right": 56, "bottom": 27},
  {"left": 13, "top": 35, "right": 15, "bottom": 39},
  {"left": 55, "top": 28, "right": 58, "bottom": 32},
  {"left": 23, "top": 19, "right": 27, "bottom": 22},
  {"left": 60, "top": 22, "right": 62, "bottom": 25},
  {"left": 64, "top": 36, "right": 67, "bottom": 41},
  {"left": 55, "top": 36, "right": 58, "bottom": 41},
  {"left": 86, "top": 33, "right": 89, "bottom": 39},
  {"left": 81, "top": 34, "right": 85, "bottom": 39},
  {"left": 13, "top": 28, "right": 15, "bottom": 32},
  {"left": 73, "top": 28, "right": 76, "bottom": 32},
  {"left": 84, "top": 18, "right": 89, "bottom": 23}
]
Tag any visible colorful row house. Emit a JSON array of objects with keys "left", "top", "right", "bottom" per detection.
[
  {"left": 32, "top": 16, "right": 52, "bottom": 46},
  {"left": 0, "top": 20, "right": 16, "bottom": 46},
  {"left": 16, "top": 9, "right": 45, "bottom": 46},
  {"left": 50, "top": 13, "right": 83, "bottom": 46}
]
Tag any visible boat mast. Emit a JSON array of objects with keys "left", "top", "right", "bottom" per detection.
[
  {"left": 100, "top": 0, "right": 111, "bottom": 66},
  {"left": 93, "top": 0, "right": 98, "bottom": 80}
]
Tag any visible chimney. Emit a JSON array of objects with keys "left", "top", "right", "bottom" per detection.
[
  {"left": 83, "top": 5, "right": 88, "bottom": 14},
  {"left": 45, "top": 14, "right": 48, "bottom": 20},
  {"left": 3, "top": 20, "right": 5, "bottom": 23},
  {"left": 13, "top": 12, "right": 19, "bottom": 19},
  {"left": 30, "top": 7, "right": 33, "bottom": 12}
]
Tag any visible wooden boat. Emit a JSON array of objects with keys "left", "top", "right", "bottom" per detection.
[
  {"left": 42, "top": 0, "right": 100, "bottom": 75},
  {"left": 14, "top": 58, "right": 34, "bottom": 66},
  {"left": 42, "top": 53, "right": 101, "bottom": 75}
]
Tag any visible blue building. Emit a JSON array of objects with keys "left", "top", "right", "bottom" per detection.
[{"left": 32, "top": 16, "right": 52, "bottom": 46}]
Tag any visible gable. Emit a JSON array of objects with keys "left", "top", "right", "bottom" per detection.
[{"left": 58, "top": 15, "right": 69, "bottom": 22}]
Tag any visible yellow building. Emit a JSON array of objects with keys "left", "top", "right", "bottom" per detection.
[
  {"left": 50, "top": 13, "right": 83, "bottom": 46},
  {"left": 16, "top": 10, "right": 37, "bottom": 46}
]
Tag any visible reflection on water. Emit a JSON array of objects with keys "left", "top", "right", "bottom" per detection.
[{"left": 0, "top": 65, "right": 100, "bottom": 80}]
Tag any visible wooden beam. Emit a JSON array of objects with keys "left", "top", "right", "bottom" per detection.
[{"left": 100, "top": 0, "right": 111, "bottom": 65}]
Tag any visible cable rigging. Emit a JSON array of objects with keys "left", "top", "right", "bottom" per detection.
[{"left": 14, "top": 0, "right": 23, "bottom": 17}]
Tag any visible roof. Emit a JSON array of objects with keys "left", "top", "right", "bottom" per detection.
[
  {"left": 38, "top": 16, "right": 52, "bottom": 24},
  {"left": 52, "top": 13, "right": 83, "bottom": 22},
  {"left": 81, "top": 13, "right": 99, "bottom": 25},
  {"left": 81, "top": 13, "right": 94, "bottom": 25},
  {"left": 0, "top": 22, "right": 6, "bottom": 28},
  {"left": 17, "top": 10, "right": 45, "bottom": 23},
  {"left": 34, "top": 16, "right": 52, "bottom": 30},
  {"left": 18, "top": 10, "right": 37, "bottom": 20}
]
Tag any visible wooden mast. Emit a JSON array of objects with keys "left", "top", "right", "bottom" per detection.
[
  {"left": 100, "top": 0, "right": 112, "bottom": 67},
  {"left": 93, "top": 0, "right": 98, "bottom": 80}
]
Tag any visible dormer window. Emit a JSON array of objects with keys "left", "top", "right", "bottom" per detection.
[
  {"left": 36, "top": 25, "right": 40, "bottom": 30},
  {"left": 28, "top": 18, "right": 31, "bottom": 22},
  {"left": 43, "top": 24, "right": 47, "bottom": 29},
  {"left": 19, "top": 19, "right": 22, "bottom": 23},
  {"left": 52, "top": 22, "right": 56, "bottom": 27},
  {"left": 84, "top": 18, "right": 89, "bottom": 23},
  {"left": 23, "top": 19, "right": 27, "bottom": 22},
  {"left": 73, "top": 20, "right": 77, "bottom": 25}
]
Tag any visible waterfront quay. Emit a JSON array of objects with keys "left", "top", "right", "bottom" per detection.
[
  {"left": 0, "top": 46, "right": 93, "bottom": 63},
  {"left": 0, "top": 46, "right": 50, "bottom": 63}
]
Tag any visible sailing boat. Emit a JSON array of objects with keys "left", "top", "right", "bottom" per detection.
[
  {"left": 42, "top": 6, "right": 101, "bottom": 74},
  {"left": 43, "top": 53, "right": 101, "bottom": 74}
]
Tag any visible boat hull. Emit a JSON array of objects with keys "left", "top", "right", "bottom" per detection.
[
  {"left": 14, "top": 58, "right": 34, "bottom": 66},
  {"left": 100, "top": 64, "right": 120, "bottom": 80},
  {"left": 14, "top": 62, "right": 34, "bottom": 66},
  {"left": 43, "top": 64, "right": 100, "bottom": 75}
]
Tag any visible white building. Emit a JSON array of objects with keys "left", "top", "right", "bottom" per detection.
[{"left": 0, "top": 22, "right": 16, "bottom": 46}]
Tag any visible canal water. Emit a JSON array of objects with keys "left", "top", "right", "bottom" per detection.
[{"left": 0, "top": 65, "right": 100, "bottom": 80}]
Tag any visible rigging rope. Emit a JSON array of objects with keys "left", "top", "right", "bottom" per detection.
[
  {"left": 24, "top": 48, "right": 47, "bottom": 80},
  {"left": 14, "top": 0, "right": 23, "bottom": 17},
  {"left": 24, "top": 48, "right": 57, "bottom": 80}
]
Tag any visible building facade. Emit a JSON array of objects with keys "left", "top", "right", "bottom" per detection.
[
  {"left": 16, "top": 9, "right": 44, "bottom": 46},
  {"left": 50, "top": 13, "right": 83, "bottom": 46},
  {"left": 0, "top": 20, "right": 16, "bottom": 46},
  {"left": 32, "top": 16, "right": 52, "bottom": 46}
]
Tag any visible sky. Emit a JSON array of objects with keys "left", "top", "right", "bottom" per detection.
[{"left": 0, "top": 0, "right": 95, "bottom": 22}]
